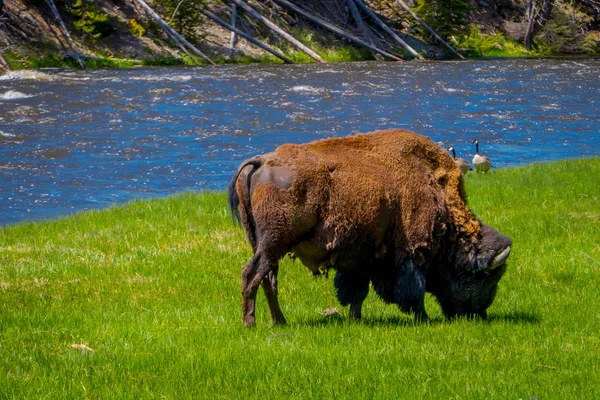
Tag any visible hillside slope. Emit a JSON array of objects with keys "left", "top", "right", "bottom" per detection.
[{"left": 1, "top": 0, "right": 598, "bottom": 69}]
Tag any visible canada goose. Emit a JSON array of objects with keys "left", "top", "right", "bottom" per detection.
[
  {"left": 448, "top": 146, "right": 472, "bottom": 175},
  {"left": 472, "top": 139, "right": 493, "bottom": 173}
]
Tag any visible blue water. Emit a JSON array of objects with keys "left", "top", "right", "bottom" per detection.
[{"left": 0, "top": 58, "right": 599, "bottom": 225}]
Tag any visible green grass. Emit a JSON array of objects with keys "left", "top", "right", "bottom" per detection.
[
  {"left": 456, "top": 25, "right": 531, "bottom": 58},
  {"left": 1, "top": 158, "right": 599, "bottom": 398}
]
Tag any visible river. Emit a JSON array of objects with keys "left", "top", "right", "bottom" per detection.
[{"left": 0, "top": 58, "right": 598, "bottom": 225}]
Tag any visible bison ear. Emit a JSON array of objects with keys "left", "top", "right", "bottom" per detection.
[{"left": 489, "top": 246, "right": 511, "bottom": 270}]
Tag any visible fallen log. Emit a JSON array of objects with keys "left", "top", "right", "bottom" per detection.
[
  {"left": 393, "top": 0, "right": 464, "bottom": 59},
  {"left": 229, "top": 0, "right": 326, "bottom": 63},
  {"left": 201, "top": 9, "right": 294, "bottom": 64},
  {"left": 347, "top": 0, "right": 378, "bottom": 47},
  {"left": 133, "top": 0, "right": 215, "bottom": 65},
  {"left": 274, "top": 0, "right": 404, "bottom": 61},
  {"left": 353, "top": 0, "right": 423, "bottom": 60},
  {"left": 44, "top": 0, "right": 85, "bottom": 68},
  {"left": 164, "top": 26, "right": 201, "bottom": 66},
  {"left": 320, "top": 0, "right": 349, "bottom": 26}
]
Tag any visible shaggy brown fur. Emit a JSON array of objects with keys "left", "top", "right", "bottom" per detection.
[{"left": 229, "top": 129, "right": 511, "bottom": 326}]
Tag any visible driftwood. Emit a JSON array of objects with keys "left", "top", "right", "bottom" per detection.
[
  {"left": 201, "top": 9, "right": 294, "bottom": 64},
  {"left": 274, "top": 0, "right": 403, "bottom": 61},
  {"left": 393, "top": 0, "right": 464, "bottom": 59},
  {"left": 133, "top": 0, "right": 215, "bottom": 65},
  {"left": 44, "top": 0, "right": 85, "bottom": 68},
  {"left": 228, "top": 4, "right": 238, "bottom": 56},
  {"left": 229, "top": 0, "right": 326, "bottom": 63},
  {"left": 353, "top": 0, "right": 423, "bottom": 60}
]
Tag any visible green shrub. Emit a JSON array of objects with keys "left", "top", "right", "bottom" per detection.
[
  {"left": 152, "top": 0, "right": 207, "bottom": 42},
  {"left": 412, "top": 0, "right": 470, "bottom": 41},
  {"left": 536, "top": 1, "right": 595, "bottom": 55},
  {"left": 128, "top": 18, "right": 146, "bottom": 38},
  {"left": 70, "top": 0, "right": 116, "bottom": 41},
  {"left": 457, "top": 25, "right": 529, "bottom": 57}
]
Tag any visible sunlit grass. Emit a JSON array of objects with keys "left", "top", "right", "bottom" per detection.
[
  {"left": 1, "top": 158, "right": 599, "bottom": 398},
  {"left": 456, "top": 25, "right": 531, "bottom": 58}
]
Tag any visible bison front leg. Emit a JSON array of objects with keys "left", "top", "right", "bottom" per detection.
[
  {"left": 394, "top": 259, "right": 428, "bottom": 321},
  {"left": 334, "top": 271, "right": 370, "bottom": 319},
  {"left": 371, "top": 258, "right": 428, "bottom": 321}
]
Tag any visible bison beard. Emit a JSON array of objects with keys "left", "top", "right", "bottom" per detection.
[{"left": 228, "top": 129, "right": 512, "bottom": 327}]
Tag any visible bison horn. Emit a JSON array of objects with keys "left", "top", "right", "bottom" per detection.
[{"left": 491, "top": 246, "right": 511, "bottom": 269}]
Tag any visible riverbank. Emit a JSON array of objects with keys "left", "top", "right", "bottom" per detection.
[
  {"left": 1, "top": 0, "right": 599, "bottom": 71},
  {"left": 1, "top": 158, "right": 599, "bottom": 398}
]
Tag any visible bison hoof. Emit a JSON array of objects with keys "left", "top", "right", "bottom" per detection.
[
  {"left": 271, "top": 317, "right": 288, "bottom": 327},
  {"left": 242, "top": 317, "right": 256, "bottom": 328},
  {"left": 414, "top": 311, "right": 429, "bottom": 322}
]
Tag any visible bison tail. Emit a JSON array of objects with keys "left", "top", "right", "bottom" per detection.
[{"left": 227, "top": 156, "right": 264, "bottom": 227}]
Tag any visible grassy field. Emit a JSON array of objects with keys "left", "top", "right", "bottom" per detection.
[{"left": 1, "top": 158, "right": 599, "bottom": 399}]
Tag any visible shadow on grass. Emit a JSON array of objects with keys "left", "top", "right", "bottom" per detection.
[
  {"left": 294, "top": 310, "right": 540, "bottom": 327},
  {"left": 485, "top": 311, "right": 541, "bottom": 324},
  {"left": 296, "top": 313, "right": 442, "bottom": 328}
]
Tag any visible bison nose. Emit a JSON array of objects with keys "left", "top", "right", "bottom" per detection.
[{"left": 491, "top": 246, "right": 511, "bottom": 270}]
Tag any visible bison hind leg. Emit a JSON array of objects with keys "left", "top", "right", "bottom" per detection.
[
  {"left": 261, "top": 265, "right": 287, "bottom": 326},
  {"left": 242, "top": 249, "right": 286, "bottom": 327},
  {"left": 334, "top": 271, "right": 370, "bottom": 320}
]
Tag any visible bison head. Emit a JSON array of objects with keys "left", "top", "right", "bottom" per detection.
[{"left": 428, "top": 224, "right": 512, "bottom": 319}]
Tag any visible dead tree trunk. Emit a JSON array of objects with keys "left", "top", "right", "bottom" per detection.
[
  {"left": 353, "top": 0, "right": 423, "bottom": 60},
  {"left": 133, "top": 0, "right": 199, "bottom": 65},
  {"left": 228, "top": 4, "right": 238, "bottom": 57},
  {"left": 132, "top": 0, "right": 215, "bottom": 65},
  {"left": 274, "top": 0, "right": 404, "bottom": 61},
  {"left": 393, "top": 0, "right": 464, "bottom": 59},
  {"left": 202, "top": 9, "right": 294, "bottom": 63},
  {"left": 164, "top": 27, "right": 201, "bottom": 66},
  {"left": 229, "top": 0, "right": 326, "bottom": 62},
  {"left": 347, "top": 0, "right": 378, "bottom": 47},
  {"left": 524, "top": 0, "right": 555, "bottom": 50},
  {"left": 0, "top": 52, "right": 8, "bottom": 72},
  {"left": 524, "top": 0, "right": 537, "bottom": 49},
  {"left": 44, "top": 0, "right": 85, "bottom": 68}
]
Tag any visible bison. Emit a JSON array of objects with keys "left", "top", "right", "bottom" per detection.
[{"left": 228, "top": 129, "right": 512, "bottom": 327}]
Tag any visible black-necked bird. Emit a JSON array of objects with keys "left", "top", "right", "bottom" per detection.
[
  {"left": 448, "top": 146, "right": 472, "bottom": 175},
  {"left": 472, "top": 139, "right": 493, "bottom": 173}
]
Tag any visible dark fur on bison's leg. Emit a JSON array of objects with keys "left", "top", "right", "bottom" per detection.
[
  {"left": 242, "top": 247, "right": 283, "bottom": 327},
  {"left": 371, "top": 258, "right": 428, "bottom": 321},
  {"left": 394, "top": 259, "right": 428, "bottom": 320},
  {"left": 261, "top": 265, "right": 287, "bottom": 326},
  {"left": 241, "top": 253, "right": 261, "bottom": 327},
  {"left": 334, "top": 271, "right": 370, "bottom": 319}
]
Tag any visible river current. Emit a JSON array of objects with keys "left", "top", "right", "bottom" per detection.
[{"left": 0, "top": 59, "right": 598, "bottom": 225}]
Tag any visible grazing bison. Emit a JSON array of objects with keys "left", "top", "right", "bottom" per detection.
[{"left": 228, "top": 129, "right": 511, "bottom": 327}]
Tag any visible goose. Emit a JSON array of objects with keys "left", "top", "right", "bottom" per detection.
[
  {"left": 472, "top": 139, "right": 493, "bottom": 173},
  {"left": 448, "top": 146, "right": 472, "bottom": 175}
]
